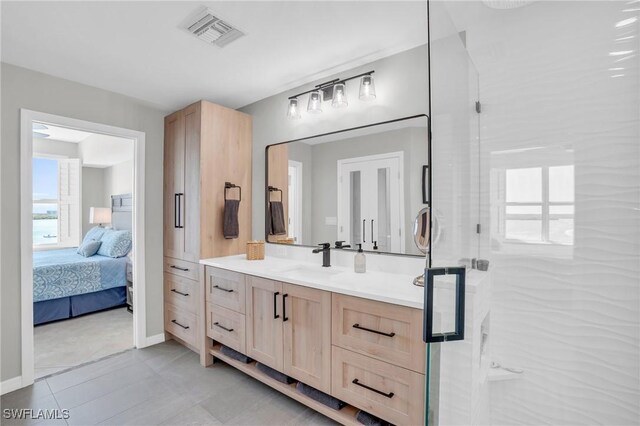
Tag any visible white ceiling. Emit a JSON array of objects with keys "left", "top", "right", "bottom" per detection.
[
  {"left": 33, "top": 123, "right": 93, "bottom": 143},
  {"left": 2, "top": 1, "right": 429, "bottom": 111}
]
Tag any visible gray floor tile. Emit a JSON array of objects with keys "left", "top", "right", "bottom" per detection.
[
  {"left": 54, "top": 361, "right": 156, "bottom": 409},
  {"left": 65, "top": 377, "right": 170, "bottom": 426},
  {"left": 135, "top": 340, "right": 190, "bottom": 372},
  {"left": 1, "top": 394, "right": 64, "bottom": 426},
  {"left": 160, "top": 404, "right": 222, "bottom": 426},
  {"left": 46, "top": 351, "right": 137, "bottom": 393},
  {"left": 98, "top": 392, "right": 194, "bottom": 426},
  {"left": 1, "top": 380, "right": 52, "bottom": 409},
  {"left": 224, "top": 390, "right": 314, "bottom": 426}
]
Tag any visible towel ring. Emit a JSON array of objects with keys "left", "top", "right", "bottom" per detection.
[
  {"left": 225, "top": 182, "right": 241, "bottom": 202},
  {"left": 268, "top": 186, "right": 283, "bottom": 202}
]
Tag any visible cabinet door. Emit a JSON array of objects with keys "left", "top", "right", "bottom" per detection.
[
  {"left": 164, "top": 111, "right": 185, "bottom": 259},
  {"left": 182, "top": 103, "right": 201, "bottom": 262},
  {"left": 246, "top": 276, "right": 283, "bottom": 370},
  {"left": 282, "top": 283, "right": 332, "bottom": 393}
]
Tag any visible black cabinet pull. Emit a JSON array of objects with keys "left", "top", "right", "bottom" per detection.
[
  {"left": 362, "top": 219, "right": 366, "bottom": 243},
  {"left": 171, "top": 289, "right": 189, "bottom": 297},
  {"left": 282, "top": 293, "right": 289, "bottom": 322},
  {"left": 170, "top": 265, "right": 189, "bottom": 272},
  {"left": 213, "top": 284, "right": 234, "bottom": 293},
  {"left": 174, "top": 194, "right": 179, "bottom": 228},
  {"left": 273, "top": 291, "right": 280, "bottom": 319},
  {"left": 352, "top": 323, "right": 396, "bottom": 337},
  {"left": 352, "top": 379, "right": 394, "bottom": 399},
  {"left": 176, "top": 193, "right": 184, "bottom": 228},
  {"left": 171, "top": 319, "right": 189, "bottom": 330},
  {"left": 214, "top": 322, "right": 234, "bottom": 332}
]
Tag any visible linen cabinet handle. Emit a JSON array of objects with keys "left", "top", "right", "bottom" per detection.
[
  {"left": 352, "top": 323, "right": 395, "bottom": 337},
  {"left": 282, "top": 293, "right": 289, "bottom": 322},
  {"left": 171, "top": 289, "right": 189, "bottom": 297},
  {"left": 213, "top": 322, "right": 234, "bottom": 333},
  {"left": 176, "top": 193, "right": 184, "bottom": 228},
  {"left": 171, "top": 265, "right": 189, "bottom": 271},
  {"left": 171, "top": 319, "right": 189, "bottom": 330},
  {"left": 273, "top": 291, "right": 280, "bottom": 319},
  {"left": 352, "top": 379, "right": 394, "bottom": 399}
]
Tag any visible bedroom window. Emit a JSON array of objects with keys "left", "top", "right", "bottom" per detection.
[
  {"left": 496, "top": 165, "right": 574, "bottom": 245},
  {"left": 33, "top": 157, "right": 81, "bottom": 248}
]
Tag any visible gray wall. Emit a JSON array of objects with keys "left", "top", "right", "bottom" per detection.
[
  {"left": 0, "top": 63, "right": 167, "bottom": 382},
  {"left": 81, "top": 167, "right": 105, "bottom": 237},
  {"left": 103, "top": 159, "right": 134, "bottom": 207},
  {"left": 241, "top": 43, "right": 429, "bottom": 241}
]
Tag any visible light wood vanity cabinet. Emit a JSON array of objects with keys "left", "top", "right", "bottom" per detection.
[
  {"left": 202, "top": 267, "right": 426, "bottom": 425},
  {"left": 163, "top": 101, "right": 251, "bottom": 352}
]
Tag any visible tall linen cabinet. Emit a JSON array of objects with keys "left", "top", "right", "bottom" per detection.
[{"left": 163, "top": 100, "right": 252, "bottom": 352}]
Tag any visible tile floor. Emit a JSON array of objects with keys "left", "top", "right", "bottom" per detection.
[
  {"left": 35, "top": 308, "right": 133, "bottom": 379},
  {"left": 2, "top": 340, "right": 337, "bottom": 426}
]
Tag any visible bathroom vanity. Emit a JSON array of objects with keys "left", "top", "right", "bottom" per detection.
[{"left": 198, "top": 253, "right": 428, "bottom": 426}]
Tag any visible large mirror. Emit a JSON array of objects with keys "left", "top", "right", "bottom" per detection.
[{"left": 266, "top": 115, "right": 429, "bottom": 256}]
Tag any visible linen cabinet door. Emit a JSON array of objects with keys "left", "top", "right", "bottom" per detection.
[
  {"left": 282, "top": 284, "right": 332, "bottom": 393},
  {"left": 181, "top": 103, "right": 201, "bottom": 263},
  {"left": 246, "top": 276, "right": 283, "bottom": 370},
  {"left": 164, "top": 110, "right": 185, "bottom": 259}
]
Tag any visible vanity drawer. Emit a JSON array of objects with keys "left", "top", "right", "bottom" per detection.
[
  {"left": 163, "top": 273, "right": 199, "bottom": 315},
  {"left": 332, "top": 294, "right": 425, "bottom": 373},
  {"left": 206, "top": 303, "right": 246, "bottom": 353},
  {"left": 164, "top": 257, "right": 199, "bottom": 281},
  {"left": 332, "top": 346, "right": 425, "bottom": 426},
  {"left": 164, "top": 303, "right": 199, "bottom": 349},
  {"left": 205, "top": 266, "right": 246, "bottom": 314}
]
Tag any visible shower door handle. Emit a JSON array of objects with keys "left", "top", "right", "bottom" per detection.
[
  {"left": 362, "top": 219, "right": 366, "bottom": 243},
  {"left": 423, "top": 267, "right": 466, "bottom": 343}
]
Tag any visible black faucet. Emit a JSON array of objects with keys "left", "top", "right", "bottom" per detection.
[
  {"left": 312, "top": 243, "right": 331, "bottom": 267},
  {"left": 335, "top": 241, "right": 351, "bottom": 249}
]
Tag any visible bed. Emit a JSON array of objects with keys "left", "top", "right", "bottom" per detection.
[{"left": 33, "top": 194, "right": 132, "bottom": 325}]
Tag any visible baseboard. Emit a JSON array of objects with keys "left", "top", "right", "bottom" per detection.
[
  {"left": 1, "top": 376, "right": 23, "bottom": 395},
  {"left": 139, "top": 333, "right": 165, "bottom": 348}
]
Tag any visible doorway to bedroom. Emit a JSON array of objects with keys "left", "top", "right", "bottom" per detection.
[{"left": 21, "top": 110, "right": 147, "bottom": 383}]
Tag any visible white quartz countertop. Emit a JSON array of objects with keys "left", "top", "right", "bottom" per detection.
[{"left": 200, "top": 254, "right": 427, "bottom": 309}]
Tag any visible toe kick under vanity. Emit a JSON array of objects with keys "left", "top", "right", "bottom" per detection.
[{"left": 197, "top": 255, "right": 428, "bottom": 426}]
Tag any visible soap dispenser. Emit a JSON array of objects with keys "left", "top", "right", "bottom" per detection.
[{"left": 354, "top": 244, "right": 366, "bottom": 273}]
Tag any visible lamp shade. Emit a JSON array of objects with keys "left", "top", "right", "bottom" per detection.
[
  {"left": 359, "top": 75, "right": 376, "bottom": 101},
  {"left": 287, "top": 98, "right": 302, "bottom": 119},
  {"left": 89, "top": 207, "right": 111, "bottom": 225},
  {"left": 307, "top": 90, "right": 323, "bottom": 113},
  {"left": 331, "top": 83, "right": 348, "bottom": 108}
]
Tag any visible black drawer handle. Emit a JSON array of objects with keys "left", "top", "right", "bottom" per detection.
[
  {"left": 170, "top": 265, "right": 189, "bottom": 272},
  {"left": 171, "top": 289, "right": 189, "bottom": 297},
  {"left": 214, "top": 322, "right": 234, "bottom": 332},
  {"left": 352, "top": 323, "right": 396, "bottom": 337},
  {"left": 273, "top": 291, "right": 280, "bottom": 319},
  {"left": 213, "top": 284, "right": 234, "bottom": 293},
  {"left": 171, "top": 319, "right": 189, "bottom": 330},
  {"left": 352, "top": 379, "right": 394, "bottom": 399}
]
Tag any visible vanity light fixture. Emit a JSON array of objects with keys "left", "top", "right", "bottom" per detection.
[
  {"left": 287, "top": 98, "right": 301, "bottom": 120},
  {"left": 286, "top": 70, "right": 375, "bottom": 119},
  {"left": 307, "top": 90, "right": 323, "bottom": 113},
  {"left": 359, "top": 74, "right": 376, "bottom": 101}
]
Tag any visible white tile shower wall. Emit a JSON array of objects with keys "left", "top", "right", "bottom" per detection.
[{"left": 447, "top": 1, "right": 640, "bottom": 424}]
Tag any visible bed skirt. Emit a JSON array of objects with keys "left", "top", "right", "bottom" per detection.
[{"left": 34, "top": 287, "right": 127, "bottom": 325}]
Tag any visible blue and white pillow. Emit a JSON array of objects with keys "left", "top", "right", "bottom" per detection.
[
  {"left": 97, "top": 229, "right": 132, "bottom": 258},
  {"left": 77, "top": 240, "right": 102, "bottom": 257},
  {"left": 82, "top": 226, "right": 106, "bottom": 245}
]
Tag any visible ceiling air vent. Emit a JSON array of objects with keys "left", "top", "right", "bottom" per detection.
[{"left": 184, "top": 8, "right": 244, "bottom": 48}]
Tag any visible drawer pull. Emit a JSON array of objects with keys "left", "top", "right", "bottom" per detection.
[
  {"left": 213, "top": 284, "right": 234, "bottom": 293},
  {"left": 171, "top": 289, "right": 189, "bottom": 297},
  {"left": 170, "top": 265, "right": 189, "bottom": 272},
  {"left": 213, "top": 322, "right": 234, "bottom": 332},
  {"left": 352, "top": 323, "right": 396, "bottom": 337},
  {"left": 171, "top": 319, "right": 189, "bottom": 330},
  {"left": 352, "top": 378, "right": 395, "bottom": 399}
]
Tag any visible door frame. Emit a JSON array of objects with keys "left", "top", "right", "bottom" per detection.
[
  {"left": 336, "top": 151, "right": 405, "bottom": 253},
  {"left": 19, "top": 109, "right": 148, "bottom": 388}
]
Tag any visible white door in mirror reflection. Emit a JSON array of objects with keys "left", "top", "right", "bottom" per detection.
[
  {"left": 337, "top": 152, "right": 404, "bottom": 253},
  {"left": 288, "top": 161, "right": 303, "bottom": 242}
]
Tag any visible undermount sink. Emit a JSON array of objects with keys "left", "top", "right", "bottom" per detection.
[{"left": 272, "top": 264, "right": 343, "bottom": 278}]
